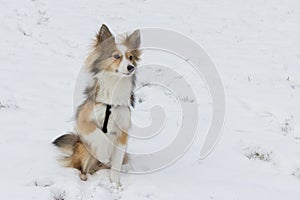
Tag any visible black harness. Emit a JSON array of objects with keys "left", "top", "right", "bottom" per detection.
[{"left": 101, "top": 104, "right": 112, "bottom": 133}]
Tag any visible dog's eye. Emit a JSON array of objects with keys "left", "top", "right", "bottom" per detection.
[
  {"left": 129, "top": 55, "right": 133, "bottom": 61},
  {"left": 113, "top": 54, "right": 121, "bottom": 59}
]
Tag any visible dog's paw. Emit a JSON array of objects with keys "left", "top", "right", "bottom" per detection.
[
  {"left": 79, "top": 173, "right": 88, "bottom": 181},
  {"left": 110, "top": 182, "right": 123, "bottom": 192},
  {"left": 98, "top": 177, "right": 123, "bottom": 193}
]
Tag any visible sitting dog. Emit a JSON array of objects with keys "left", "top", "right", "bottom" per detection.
[{"left": 53, "top": 24, "right": 141, "bottom": 184}]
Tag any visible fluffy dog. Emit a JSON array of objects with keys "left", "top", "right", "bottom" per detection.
[{"left": 53, "top": 24, "right": 141, "bottom": 184}]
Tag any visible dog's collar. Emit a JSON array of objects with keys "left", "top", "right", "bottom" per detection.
[
  {"left": 101, "top": 104, "right": 111, "bottom": 133},
  {"left": 94, "top": 102, "right": 113, "bottom": 133}
]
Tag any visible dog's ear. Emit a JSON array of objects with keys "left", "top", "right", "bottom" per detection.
[
  {"left": 123, "top": 30, "right": 142, "bottom": 65},
  {"left": 95, "top": 24, "right": 114, "bottom": 46},
  {"left": 126, "top": 30, "right": 141, "bottom": 50}
]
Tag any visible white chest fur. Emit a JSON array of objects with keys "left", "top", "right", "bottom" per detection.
[
  {"left": 96, "top": 72, "right": 133, "bottom": 106},
  {"left": 92, "top": 71, "right": 133, "bottom": 134}
]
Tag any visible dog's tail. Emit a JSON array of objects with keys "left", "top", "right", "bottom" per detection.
[
  {"left": 52, "top": 133, "right": 81, "bottom": 167},
  {"left": 52, "top": 133, "right": 79, "bottom": 155}
]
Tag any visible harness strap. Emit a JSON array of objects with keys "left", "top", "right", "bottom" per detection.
[{"left": 102, "top": 104, "right": 111, "bottom": 133}]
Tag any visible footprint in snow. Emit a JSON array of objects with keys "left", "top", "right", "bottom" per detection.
[
  {"left": 32, "top": 177, "right": 54, "bottom": 187},
  {"left": 292, "top": 167, "right": 300, "bottom": 179}
]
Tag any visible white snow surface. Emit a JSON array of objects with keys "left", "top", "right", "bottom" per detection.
[{"left": 1, "top": 0, "right": 300, "bottom": 199}]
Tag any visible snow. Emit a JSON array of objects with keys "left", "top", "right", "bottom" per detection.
[{"left": 1, "top": 0, "right": 300, "bottom": 199}]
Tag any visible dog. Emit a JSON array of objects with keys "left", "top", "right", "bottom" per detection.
[{"left": 53, "top": 24, "right": 141, "bottom": 184}]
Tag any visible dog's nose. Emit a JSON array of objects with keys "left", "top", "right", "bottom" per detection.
[{"left": 127, "top": 65, "right": 135, "bottom": 72}]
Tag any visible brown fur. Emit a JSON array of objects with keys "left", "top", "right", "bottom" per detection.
[
  {"left": 68, "top": 143, "right": 109, "bottom": 174},
  {"left": 119, "top": 132, "right": 128, "bottom": 145},
  {"left": 76, "top": 100, "right": 97, "bottom": 135}
]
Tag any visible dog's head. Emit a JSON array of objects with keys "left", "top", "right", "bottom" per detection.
[{"left": 86, "top": 24, "right": 142, "bottom": 76}]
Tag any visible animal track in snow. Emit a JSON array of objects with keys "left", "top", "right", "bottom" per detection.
[
  {"left": 32, "top": 177, "right": 54, "bottom": 187},
  {"left": 0, "top": 100, "right": 20, "bottom": 111}
]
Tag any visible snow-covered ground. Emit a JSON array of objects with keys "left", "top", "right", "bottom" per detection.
[{"left": 1, "top": 0, "right": 300, "bottom": 199}]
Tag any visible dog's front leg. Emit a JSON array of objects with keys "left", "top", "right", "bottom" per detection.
[{"left": 110, "top": 132, "right": 127, "bottom": 185}]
